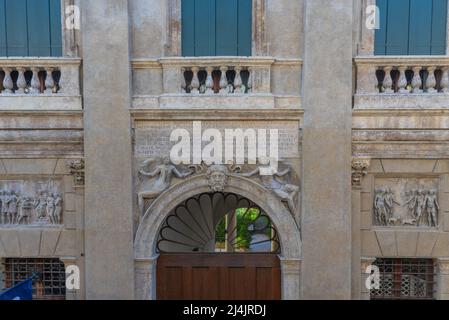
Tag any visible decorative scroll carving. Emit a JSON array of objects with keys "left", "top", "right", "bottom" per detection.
[
  {"left": 352, "top": 158, "right": 370, "bottom": 186},
  {"left": 373, "top": 178, "right": 439, "bottom": 227},
  {"left": 0, "top": 180, "right": 63, "bottom": 226},
  {"left": 66, "top": 158, "right": 85, "bottom": 186}
]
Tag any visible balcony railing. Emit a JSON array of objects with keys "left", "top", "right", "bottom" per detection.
[
  {"left": 132, "top": 56, "right": 303, "bottom": 109},
  {"left": 354, "top": 56, "right": 449, "bottom": 109},
  {"left": 0, "top": 58, "right": 82, "bottom": 110}
]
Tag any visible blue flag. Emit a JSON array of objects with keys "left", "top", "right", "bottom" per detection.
[{"left": 0, "top": 278, "right": 33, "bottom": 301}]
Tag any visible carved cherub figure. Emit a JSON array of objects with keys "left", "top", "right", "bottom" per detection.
[
  {"left": 138, "top": 157, "right": 193, "bottom": 215},
  {"left": 241, "top": 157, "right": 299, "bottom": 215}
]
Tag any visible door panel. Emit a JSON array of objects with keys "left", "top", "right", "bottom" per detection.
[{"left": 157, "top": 254, "right": 281, "bottom": 300}]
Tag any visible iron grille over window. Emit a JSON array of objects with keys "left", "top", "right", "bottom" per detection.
[
  {"left": 3, "top": 258, "right": 66, "bottom": 300},
  {"left": 370, "top": 258, "right": 435, "bottom": 300}
]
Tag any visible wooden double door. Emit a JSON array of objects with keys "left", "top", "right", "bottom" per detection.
[{"left": 156, "top": 254, "right": 281, "bottom": 300}]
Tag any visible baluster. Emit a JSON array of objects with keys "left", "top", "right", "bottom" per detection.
[
  {"left": 44, "top": 68, "right": 55, "bottom": 94},
  {"left": 190, "top": 67, "right": 200, "bottom": 94},
  {"left": 181, "top": 67, "right": 187, "bottom": 93},
  {"left": 16, "top": 68, "right": 27, "bottom": 94},
  {"left": 2, "top": 68, "right": 14, "bottom": 94},
  {"left": 205, "top": 67, "right": 214, "bottom": 94},
  {"left": 30, "top": 67, "right": 41, "bottom": 94},
  {"left": 426, "top": 66, "right": 437, "bottom": 93},
  {"left": 382, "top": 66, "right": 394, "bottom": 93},
  {"left": 397, "top": 66, "right": 409, "bottom": 93},
  {"left": 440, "top": 67, "right": 449, "bottom": 93},
  {"left": 219, "top": 66, "right": 228, "bottom": 94},
  {"left": 411, "top": 66, "right": 423, "bottom": 94},
  {"left": 246, "top": 67, "right": 252, "bottom": 93},
  {"left": 234, "top": 66, "right": 242, "bottom": 94}
]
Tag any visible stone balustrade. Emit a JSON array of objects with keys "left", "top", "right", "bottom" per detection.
[
  {"left": 0, "top": 58, "right": 82, "bottom": 110},
  {"left": 355, "top": 56, "right": 449, "bottom": 109},
  {"left": 159, "top": 57, "right": 273, "bottom": 95}
]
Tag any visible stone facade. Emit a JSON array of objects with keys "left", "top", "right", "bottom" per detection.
[{"left": 1, "top": 0, "right": 449, "bottom": 300}]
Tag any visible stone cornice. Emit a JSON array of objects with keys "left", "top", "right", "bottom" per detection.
[
  {"left": 0, "top": 57, "right": 82, "bottom": 67},
  {"left": 130, "top": 108, "right": 304, "bottom": 121},
  {"left": 354, "top": 55, "right": 449, "bottom": 66},
  {"left": 131, "top": 57, "right": 302, "bottom": 69}
]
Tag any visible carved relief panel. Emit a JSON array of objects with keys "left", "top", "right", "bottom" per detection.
[
  {"left": 0, "top": 179, "right": 64, "bottom": 227},
  {"left": 373, "top": 177, "right": 439, "bottom": 228}
]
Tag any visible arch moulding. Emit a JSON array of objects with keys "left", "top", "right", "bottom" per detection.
[{"left": 134, "top": 174, "right": 302, "bottom": 300}]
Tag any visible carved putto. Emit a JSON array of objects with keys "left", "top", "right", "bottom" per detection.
[
  {"left": 0, "top": 180, "right": 64, "bottom": 227},
  {"left": 374, "top": 185, "right": 439, "bottom": 227},
  {"left": 137, "top": 157, "right": 193, "bottom": 215},
  {"left": 240, "top": 158, "right": 300, "bottom": 217}
]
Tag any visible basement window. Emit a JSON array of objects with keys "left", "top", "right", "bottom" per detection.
[
  {"left": 370, "top": 258, "right": 435, "bottom": 300},
  {"left": 3, "top": 258, "right": 66, "bottom": 300}
]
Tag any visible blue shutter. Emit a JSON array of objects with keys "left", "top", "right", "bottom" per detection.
[
  {"left": 238, "top": 0, "right": 252, "bottom": 56},
  {"left": 216, "top": 0, "right": 238, "bottom": 55},
  {"left": 0, "top": 0, "right": 6, "bottom": 56},
  {"left": 375, "top": 0, "right": 388, "bottom": 55},
  {"left": 27, "top": 0, "right": 51, "bottom": 56},
  {"left": 194, "top": 0, "right": 216, "bottom": 56},
  {"left": 182, "top": 0, "right": 196, "bottom": 56},
  {"left": 409, "top": 0, "right": 433, "bottom": 55},
  {"left": 5, "top": 0, "right": 28, "bottom": 56},
  {"left": 431, "top": 0, "right": 447, "bottom": 55},
  {"left": 49, "top": 0, "right": 62, "bottom": 56},
  {"left": 385, "top": 0, "right": 410, "bottom": 55},
  {"left": 182, "top": 0, "right": 252, "bottom": 57},
  {"left": 375, "top": 0, "right": 447, "bottom": 55}
]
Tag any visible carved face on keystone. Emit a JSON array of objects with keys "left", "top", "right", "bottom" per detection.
[{"left": 206, "top": 166, "right": 229, "bottom": 192}]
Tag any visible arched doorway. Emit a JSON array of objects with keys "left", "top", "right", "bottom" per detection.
[
  {"left": 156, "top": 192, "right": 281, "bottom": 300},
  {"left": 134, "top": 174, "right": 301, "bottom": 300}
]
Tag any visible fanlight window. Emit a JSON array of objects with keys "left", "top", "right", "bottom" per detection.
[{"left": 156, "top": 192, "right": 280, "bottom": 253}]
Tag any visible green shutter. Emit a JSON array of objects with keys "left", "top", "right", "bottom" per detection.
[
  {"left": 5, "top": 0, "right": 28, "bottom": 56},
  {"left": 0, "top": 0, "right": 6, "bottom": 56},
  {"left": 49, "top": 0, "right": 62, "bottom": 56},
  {"left": 385, "top": 0, "right": 410, "bottom": 55},
  {"left": 216, "top": 0, "right": 238, "bottom": 55},
  {"left": 27, "top": 0, "right": 51, "bottom": 56},
  {"left": 431, "top": 0, "right": 447, "bottom": 55},
  {"left": 194, "top": 0, "right": 216, "bottom": 56},
  {"left": 238, "top": 0, "right": 252, "bottom": 56},
  {"left": 409, "top": 0, "right": 433, "bottom": 54},
  {"left": 182, "top": 0, "right": 196, "bottom": 56}
]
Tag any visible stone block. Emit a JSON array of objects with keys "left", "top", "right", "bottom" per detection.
[
  {"left": 361, "top": 231, "right": 381, "bottom": 257},
  {"left": 2, "top": 159, "right": 57, "bottom": 175},
  {"left": 375, "top": 230, "right": 397, "bottom": 257},
  {"left": 18, "top": 230, "right": 42, "bottom": 257},
  {"left": 396, "top": 231, "right": 418, "bottom": 257},
  {"left": 0, "top": 230, "right": 20, "bottom": 256},
  {"left": 381, "top": 159, "right": 437, "bottom": 173},
  {"left": 416, "top": 232, "right": 439, "bottom": 257},
  {"left": 40, "top": 230, "right": 61, "bottom": 256}
]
